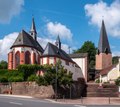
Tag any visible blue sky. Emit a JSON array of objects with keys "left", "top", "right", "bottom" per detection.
[{"left": 0, "top": 0, "right": 120, "bottom": 61}]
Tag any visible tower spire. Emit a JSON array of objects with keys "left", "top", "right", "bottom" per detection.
[
  {"left": 30, "top": 17, "right": 37, "bottom": 41},
  {"left": 55, "top": 35, "right": 61, "bottom": 49},
  {"left": 97, "top": 20, "right": 111, "bottom": 54}
]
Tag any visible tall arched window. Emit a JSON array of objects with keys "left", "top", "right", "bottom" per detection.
[
  {"left": 25, "top": 51, "right": 31, "bottom": 64},
  {"left": 38, "top": 54, "right": 40, "bottom": 64},
  {"left": 33, "top": 53, "right": 37, "bottom": 64},
  {"left": 15, "top": 51, "right": 20, "bottom": 68}
]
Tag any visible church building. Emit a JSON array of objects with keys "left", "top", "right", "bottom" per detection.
[
  {"left": 8, "top": 18, "right": 43, "bottom": 70},
  {"left": 8, "top": 18, "right": 88, "bottom": 81}
]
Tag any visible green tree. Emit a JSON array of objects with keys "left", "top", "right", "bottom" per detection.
[
  {"left": 112, "top": 56, "right": 119, "bottom": 65},
  {"left": 0, "top": 60, "right": 8, "bottom": 69},
  {"left": 37, "top": 61, "right": 73, "bottom": 87},
  {"left": 74, "top": 41, "right": 96, "bottom": 69},
  {"left": 115, "top": 77, "right": 120, "bottom": 86}
]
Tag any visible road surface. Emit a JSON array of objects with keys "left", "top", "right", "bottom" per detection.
[{"left": 0, "top": 95, "right": 119, "bottom": 107}]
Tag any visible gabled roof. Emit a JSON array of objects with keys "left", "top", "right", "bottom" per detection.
[
  {"left": 97, "top": 20, "right": 111, "bottom": 54},
  {"left": 69, "top": 53, "right": 88, "bottom": 58},
  {"left": 95, "top": 64, "right": 117, "bottom": 78},
  {"left": 41, "top": 42, "right": 74, "bottom": 63},
  {"left": 11, "top": 30, "right": 44, "bottom": 53}
]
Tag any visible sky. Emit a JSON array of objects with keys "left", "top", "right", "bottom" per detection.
[{"left": 0, "top": 0, "right": 120, "bottom": 61}]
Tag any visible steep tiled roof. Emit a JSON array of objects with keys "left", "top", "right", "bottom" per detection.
[
  {"left": 69, "top": 53, "right": 88, "bottom": 58},
  {"left": 41, "top": 42, "right": 74, "bottom": 63},
  {"left": 11, "top": 30, "right": 44, "bottom": 53},
  {"left": 97, "top": 20, "right": 111, "bottom": 54}
]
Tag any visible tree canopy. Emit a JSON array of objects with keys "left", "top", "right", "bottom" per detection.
[
  {"left": 74, "top": 41, "right": 96, "bottom": 69},
  {"left": 112, "top": 56, "right": 119, "bottom": 65},
  {"left": 0, "top": 60, "right": 8, "bottom": 69}
]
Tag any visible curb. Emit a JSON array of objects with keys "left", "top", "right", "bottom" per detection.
[
  {"left": 45, "top": 99, "right": 120, "bottom": 105},
  {"left": 0, "top": 94, "right": 33, "bottom": 98}
]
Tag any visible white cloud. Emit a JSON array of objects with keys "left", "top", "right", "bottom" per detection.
[
  {"left": 0, "top": 32, "right": 70, "bottom": 61},
  {"left": 84, "top": 0, "right": 120, "bottom": 37},
  {"left": 0, "top": 0, "right": 24, "bottom": 23},
  {"left": 46, "top": 22, "right": 73, "bottom": 40},
  {"left": 0, "top": 32, "right": 18, "bottom": 61},
  {"left": 112, "top": 51, "right": 120, "bottom": 57}
]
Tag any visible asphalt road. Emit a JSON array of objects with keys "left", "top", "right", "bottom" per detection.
[{"left": 0, "top": 95, "right": 120, "bottom": 107}]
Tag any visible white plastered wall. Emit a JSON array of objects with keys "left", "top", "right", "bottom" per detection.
[
  {"left": 42, "top": 56, "right": 84, "bottom": 81},
  {"left": 71, "top": 57, "right": 88, "bottom": 81}
]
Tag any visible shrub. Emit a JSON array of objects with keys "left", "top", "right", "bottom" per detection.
[
  {"left": 8, "top": 76, "right": 24, "bottom": 82},
  {"left": 115, "top": 77, "right": 120, "bottom": 86},
  {"left": 0, "top": 76, "right": 8, "bottom": 82},
  {"left": 0, "top": 69, "right": 24, "bottom": 82},
  {"left": 36, "top": 76, "right": 48, "bottom": 86},
  {"left": 18, "top": 64, "right": 43, "bottom": 80},
  {"left": 95, "top": 79, "right": 100, "bottom": 83},
  {"left": 27, "top": 74, "right": 37, "bottom": 81}
]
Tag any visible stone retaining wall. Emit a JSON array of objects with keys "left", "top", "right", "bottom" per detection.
[
  {"left": 0, "top": 82, "right": 54, "bottom": 98},
  {"left": 0, "top": 82, "right": 85, "bottom": 98}
]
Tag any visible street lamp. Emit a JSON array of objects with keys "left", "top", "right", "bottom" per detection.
[{"left": 55, "top": 64, "right": 58, "bottom": 101}]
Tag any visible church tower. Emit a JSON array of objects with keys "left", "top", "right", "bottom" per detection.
[
  {"left": 30, "top": 17, "right": 37, "bottom": 41},
  {"left": 96, "top": 20, "right": 112, "bottom": 70}
]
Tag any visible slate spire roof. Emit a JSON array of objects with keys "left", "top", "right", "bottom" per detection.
[
  {"left": 55, "top": 35, "right": 61, "bottom": 49},
  {"left": 30, "top": 17, "right": 37, "bottom": 34},
  {"left": 11, "top": 30, "right": 44, "bottom": 53},
  {"left": 97, "top": 20, "right": 111, "bottom": 54},
  {"left": 42, "top": 42, "right": 74, "bottom": 63},
  {"left": 30, "top": 17, "right": 37, "bottom": 40}
]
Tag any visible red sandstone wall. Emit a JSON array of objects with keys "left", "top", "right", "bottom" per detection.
[
  {"left": 8, "top": 52, "right": 13, "bottom": 69},
  {"left": 96, "top": 53, "right": 112, "bottom": 70}
]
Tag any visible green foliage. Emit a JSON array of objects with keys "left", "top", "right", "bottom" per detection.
[
  {"left": 74, "top": 41, "right": 96, "bottom": 69},
  {"left": 0, "top": 69, "right": 24, "bottom": 82},
  {"left": 38, "top": 61, "right": 73, "bottom": 87},
  {"left": 36, "top": 76, "right": 48, "bottom": 86},
  {"left": 0, "top": 63, "right": 73, "bottom": 86},
  {"left": 8, "top": 76, "right": 24, "bottom": 82},
  {"left": 27, "top": 74, "right": 37, "bottom": 81},
  {"left": 112, "top": 56, "right": 119, "bottom": 64},
  {"left": 0, "top": 76, "right": 8, "bottom": 82},
  {"left": 0, "top": 60, "right": 8, "bottom": 69},
  {"left": 115, "top": 77, "right": 120, "bottom": 86},
  {"left": 18, "top": 64, "right": 43, "bottom": 80},
  {"left": 95, "top": 79, "right": 100, "bottom": 83}
]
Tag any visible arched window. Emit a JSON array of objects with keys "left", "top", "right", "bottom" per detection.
[
  {"left": 38, "top": 54, "right": 40, "bottom": 64},
  {"left": 15, "top": 51, "right": 20, "bottom": 68},
  {"left": 25, "top": 51, "right": 31, "bottom": 64},
  {"left": 34, "top": 53, "right": 37, "bottom": 64}
]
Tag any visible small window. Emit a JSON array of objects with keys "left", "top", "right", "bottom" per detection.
[
  {"left": 19, "top": 39, "right": 21, "bottom": 42},
  {"left": 104, "top": 48, "right": 108, "bottom": 54}
]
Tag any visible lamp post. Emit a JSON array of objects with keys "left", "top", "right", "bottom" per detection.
[{"left": 55, "top": 64, "right": 58, "bottom": 101}]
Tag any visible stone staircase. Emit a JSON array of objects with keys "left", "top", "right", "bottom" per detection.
[{"left": 83, "top": 83, "right": 119, "bottom": 97}]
